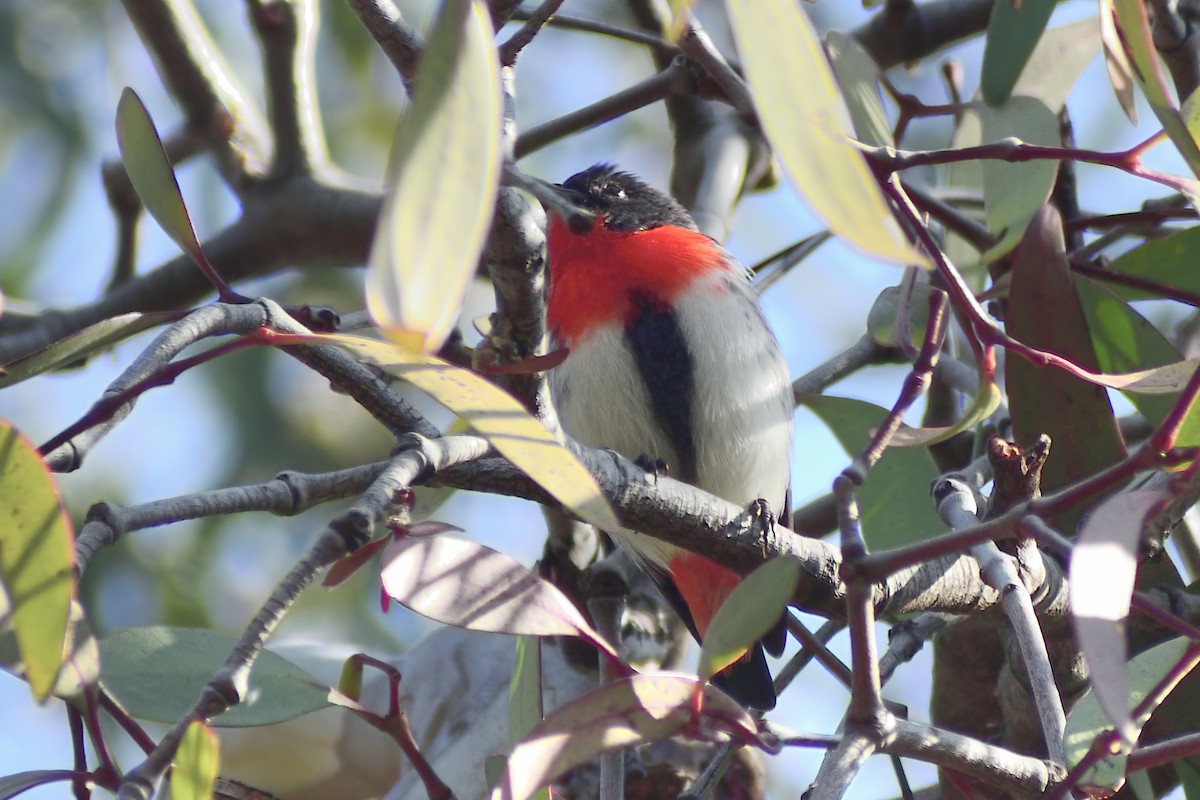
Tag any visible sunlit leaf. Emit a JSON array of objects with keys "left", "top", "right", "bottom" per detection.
[
  {"left": 1106, "top": 225, "right": 1200, "bottom": 301},
  {"left": 365, "top": 0, "right": 501, "bottom": 353},
  {"left": 725, "top": 0, "right": 927, "bottom": 267},
  {"left": 826, "top": 31, "right": 892, "bottom": 148},
  {"left": 1076, "top": 277, "right": 1200, "bottom": 447},
  {"left": 99, "top": 626, "right": 330, "bottom": 726},
  {"left": 981, "top": 0, "right": 1056, "bottom": 106},
  {"left": 0, "top": 423, "right": 74, "bottom": 700},
  {"left": 698, "top": 558, "right": 798, "bottom": 682},
  {"left": 491, "top": 674, "right": 759, "bottom": 800},
  {"left": 800, "top": 394, "right": 946, "bottom": 547},
  {"left": 379, "top": 534, "right": 618, "bottom": 660},
  {"left": 0, "top": 313, "right": 170, "bottom": 388},
  {"left": 115, "top": 89, "right": 205, "bottom": 265},
  {"left": 1071, "top": 490, "right": 1170, "bottom": 743},
  {"left": 274, "top": 331, "right": 619, "bottom": 531},
  {"left": 168, "top": 721, "right": 219, "bottom": 800}
]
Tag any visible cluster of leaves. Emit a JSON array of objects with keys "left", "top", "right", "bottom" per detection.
[{"left": 7, "top": 0, "right": 1200, "bottom": 799}]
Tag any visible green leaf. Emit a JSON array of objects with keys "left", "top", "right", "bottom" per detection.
[
  {"left": 509, "top": 636, "right": 542, "bottom": 744},
  {"left": 1177, "top": 758, "right": 1200, "bottom": 800},
  {"left": 98, "top": 626, "right": 331, "bottom": 726},
  {"left": 0, "top": 423, "right": 74, "bottom": 700},
  {"left": 978, "top": 97, "right": 1060, "bottom": 257},
  {"left": 725, "top": 0, "right": 927, "bottom": 267},
  {"left": 1066, "top": 637, "right": 1191, "bottom": 793},
  {"left": 800, "top": 395, "right": 946, "bottom": 548},
  {"left": 277, "top": 332, "right": 619, "bottom": 532},
  {"left": 1106, "top": 226, "right": 1200, "bottom": 301},
  {"left": 826, "top": 31, "right": 892, "bottom": 148},
  {"left": 698, "top": 558, "right": 798, "bottom": 682},
  {"left": 0, "top": 313, "right": 169, "bottom": 388},
  {"left": 1010, "top": 17, "right": 1102, "bottom": 112},
  {"left": 1076, "top": 277, "right": 1200, "bottom": 447},
  {"left": 981, "top": 0, "right": 1057, "bottom": 106},
  {"left": 115, "top": 89, "right": 205, "bottom": 265},
  {"left": 168, "top": 721, "right": 219, "bottom": 800},
  {"left": 365, "top": 0, "right": 501, "bottom": 353}
]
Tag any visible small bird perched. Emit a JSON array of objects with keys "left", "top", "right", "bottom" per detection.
[{"left": 545, "top": 164, "right": 794, "bottom": 710}]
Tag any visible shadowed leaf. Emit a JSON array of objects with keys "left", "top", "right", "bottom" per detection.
[
  {"left": 981, "top": 0, "right": 1056, "bottom": 106},
  {"left": 0, "top": 313, "right": 170, "bottom": 388},
  {"left": 99, "top": 626, "right": 330, "bottom": 726}
]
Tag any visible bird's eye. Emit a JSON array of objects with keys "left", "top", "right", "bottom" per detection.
[{"left": 600, "top": 181, "right": 627, "bottom": 200}]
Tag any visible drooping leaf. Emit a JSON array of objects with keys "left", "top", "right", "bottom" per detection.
[
  {"left": 0, "top": 313, "right": 170, "bottom": 388},
  {"left": 826, "top": 31, "right": 892, "bottom": 148},
  {"left": 981, "top": 0, "right": 1057, "bottom": 106},
  {"left": 1066, "top": 637, "right": 1193, "bottom": 793},
  {"left": 1099, "top": 0, "right": 1139, "bottom": 122},
  {"left": 1005, "top": 206, "right": 1126, "bottom": 532},
  {"left": 1070, "top": 490, "right": 1170, "bottom": 743},
  {"left": 509, "top": 636, "right": 543, "bottom": 744},
  {"left": 0, "top": 423, "right": 74, "bottom": 700},
  {"left": 725, "top": 0, "right": 927, "bottom": 267},
  {"left": 490, "top": 674, "right": 759, "bottom": 800},
  {"left": 115, "top": 89, "right": 205, "bottom": 266},
  {"left": 168, "top": 721, "right": 219, "bottom": 800},
  {"left": 365, "top": 0, "right": 501, "bottom": 353},
  {"left": 273, "top": 331, "right": 619, "bottom": 532},
  {"left": 379, "top": 534, "right": 618, "bottom": 660},
  {"left": 98, "top": 626, "right": 331, "bottom": 726},
  {"left": 1111, "top": 0, "right": 1200, "bottom": 178},
  {"left": 800, "top": 394, "right": 946, "bottom": 547},
  {"left": 888, "top": 380, "right": 1002, "bottom": 448},
  {"left": 1075, "top": 277, "right": 1200, "bottom": 447},
  {"left": 698, "top": 558, "right": 798, "bottom": 682}
]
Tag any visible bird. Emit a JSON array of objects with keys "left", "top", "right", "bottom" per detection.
[{"left": 544, "top": 163, "right": 794, "bottom": 710}]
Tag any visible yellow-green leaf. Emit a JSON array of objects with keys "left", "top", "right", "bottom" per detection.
[
  {"left": 725, "top": 0, "right": 927, "bottom": 267},
  {"left": 283, "top": 332, "right": 619, "bottom": 531},
  {"left": 115, "top": 89, "right": 204, "bottom": 265},
  {"left": 365, "top": 0, "right": 501, "bottom": 354},
  {"left": 168, "top": 721, "right": 219, "bottom": 800},
  {"left": 0, "top": 423, "right": 74, "bottom": 700},
  {"left": 698, "top": 558, "right": 798, "bottom": 682}
]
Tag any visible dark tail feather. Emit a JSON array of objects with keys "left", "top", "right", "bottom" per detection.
[
  {"left": 762, "top": 612, "right": 788, "bottom": 658},
  {"left": 713, "top": 642, "right": 776, "bottom": 711}
]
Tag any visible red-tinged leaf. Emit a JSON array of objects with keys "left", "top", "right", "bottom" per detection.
[
  {"left": 379, "top": 534, "right": 619, "bottom": 660},
  {"left": 323, "top": 537, "right": 390, "bottom": 588},
  {"left": 0, "top": 423, "right": 75, "bottom": 700},
  {"left": 477, "top": 349, "right": 570, "bottom": 376},
  {"left": 1005, "top": 205, "right": 1126, "bottom": 531},
  {"left": 490, "top": 674, "right": 759, "bottom": 800},
  {"left": 1099, "top": 0, "right": 1138, "bottom": 123},
  {"left": 1071, "top": 490, "right": 1171, "bottom": 743},
  {"left": 407, "top": 520, "right": 465, "bottom": 537}
]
